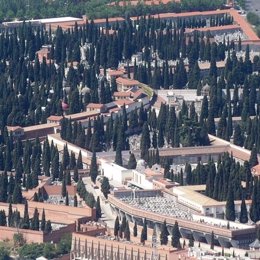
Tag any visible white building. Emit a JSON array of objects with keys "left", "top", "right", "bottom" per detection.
[{"left": 100, "top": 161, "right": 133, "bottom": 185}]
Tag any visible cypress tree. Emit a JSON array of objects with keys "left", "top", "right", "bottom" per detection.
[
  {"left": 61, "top": 179, "right": 66, "bottom": 197},
  {"left": 140, "top": 122, "right": 150, "bottom": 160},
  {"left": 119, "top": 224, "right": 123, "bottom": 239},
  {"left": 121, "top": 216, "right": 127, "bottom": 232},
  {"left": 101, "top": 177, "right": 110, "bottom": 199},
  {"left": 210, "top": 231, "right": 215, "bottom": 250},
  {"left": 45, "top": 220, "right": 52, "bottom": 233},
  {"left": 31, "top": 208, "right": 39, "bottom": 231},
  {"left": 8, "top": 203, "right": 12, "bottom": 227},
  {"left": 239, "top": 196, "right": 248, "bottom": 223},
  {"left": 90, "top": 151, "right": 98, "bottom": 183},
  {"left": 140, "top": 218, "right": 147, "bottom": 244},
  {"left": 225, "top": 188, "right": 235, "bottom": 221},
  {"left": 189, "top": 236, "right": 194, "bottom": 247},
  {"left": 124, "top": 221, "right": 131, "bottom": 241},
  {"left": 115, "top": 142, "right": 123, "bottom": 166},
  {"left": 133, "top": 221, "right": 137, "bottom": 237},
  {"left": 250, "top": 179, "right": 259, "bottom": 222},
  {"left": 200, "top": 95, "right": 209, "bottom": 123},
  {"left": 41, "top": 209, "right": 46, "bottom": 231},
  {"left": 22, "top": 201, "right": 30, "bottom": 229},
  {"left": 128, "top": 153, "right": 137, "bottom": 169},
  {"left": 65, "top": 191, "right": 69, "bottom": 206},
  {"left": 185, "top": 163, "right": 192, "bottom": 185},
  {"left": 233, "top": 124, "right": 244, "bottom": 147},
  {"left": 74, "top": 195, "right": 78, "bottom": 207},
  {"left": 249, "top": 146, "right": 259, "bottom": 168},
  {"left": 12, "top": 184, "right": 23, "bottom": 204},
  {"left": 0, "top": 210, "right": 6, "bottom": 226},
  {"left": 114, "top": 216, "right": 120, "bottom": 237},
  {"left": 77, "top": 151, "right": 83, "bottom": 169},
  {"left": 160, "top": 220, "right": 169, "bottom": 245},
  {"left": 171, "top": 221, "right": 181, "bottom": 249},
  {"left": 73, "top": 167, "right": 79, "bottom": 183},
  {"left": 207, "top": 107, "right": 216, "bottom": 135},
  {"left": 95, "top": 196, "right": 102, "bottom": 220}
]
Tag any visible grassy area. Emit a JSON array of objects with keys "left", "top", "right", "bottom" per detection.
[{"left": 140, "top": 83, "right": 154, "bottom": 98}]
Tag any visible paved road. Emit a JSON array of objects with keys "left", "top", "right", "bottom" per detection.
[
  {"left": 82, "top": 176, "right": 116, "bottom": 228},
  {"left": 245, "top": 0, "right": 260, "bottom": 16}
]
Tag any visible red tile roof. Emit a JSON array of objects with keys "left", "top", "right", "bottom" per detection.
[
  {"left": 113, "top": 91, "right": 133, "bottom": 97},
  {"left": 114, "top": 99, "right": 135, "bottom": 107},
  {"left": 47, "top": 115, "right": 63, "bottom": 122},
  {"left": 43, "top": 184, "right": 77, "bottom": 196},
  {"left": 131, "top": 9, "right": 229, "bottom": 21},
  {"left": 92, "top": 17, "right": 125, "bottom": 24},
  {"left": 86, "top": 103, "right": 105, "bottom": 109},
  {"left": 230, "top": 9, "right": 260, "bottom": 41},
  {"left": 6, "top": 126, "right": 23, "bottom": 132},
  {"left": 116, "top": 77, "right": 140, "bottom": 86}
]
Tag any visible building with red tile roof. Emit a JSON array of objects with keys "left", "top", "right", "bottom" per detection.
[
  {"left": 116, "top": 77, "right": 141, "bottom": 91},
  {"left": 86, "top": 103, "right": 107, "bottom": 113}
]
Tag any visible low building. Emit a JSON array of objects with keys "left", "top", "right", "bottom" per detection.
[
  {"left": 100, "top": 161, "right": 133, "bottom": 185},
  {"left": 6, "top": 126, "right": 24, "bottom": 138},
  {"left": 116, "top": 77, "right": 141, "bottom": 92},
  {"left": 71, "top": 229, "right": 180, "bottom": 260},
  {"left": 105, "top": 68, "right": 126, "bottom": 82},
  {"left": 47, "top": 115, "right": 63, "bottom": 124},
  {"left": 109, "top": 189, "right": 256, "bottom": 249},
  {"left": 113, "top": 91, "right": 133, "bottom": 100},
  {"left": 86, "top": 103, "right": 107, "bottom": 113},
  {"left": 172, "top": 185, "right": 251, "bottom": 218}
]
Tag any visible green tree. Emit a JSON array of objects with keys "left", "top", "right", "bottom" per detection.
[
  {"left": 61, "top": 179, "right": 67, "bottom": 198},
  {"left": 22, "top": 201, "right": 30, "bottom": 229},
  {"left": 45, "top": 220, "right": 52, "bottom": 233},
  {"left": 124, "top": 221, "right": 130, "bottom": 241},
  {"left": 95, "top": 196, "right": 102, "bottom": 220},
  {"left": 90, "top": 152, "right": 98, "bottom": 183},
  {"left": 249, "top": 146, "right": 259, "bottom": 168},
  {"left": 128, "top": 153, "right": 137, "bottom": 169},
  {"left": 31, "top": 208, "right": 40, "bottom": 231},
  {"left": 140, "top": 218, "right": 147, "bottom": 244},
  {"left": 73, "top": 167, "right": 79, "bottom": 183},
  {"left": 210, "top": 231, "right": 215, "bottom": 250},
  {"left": 189, "top": 236, "right": 194, "bottom": 247},
  {"left": 140, "top": 122, "right": 150, "bottom": 160},
  {"left": 65, "top": 191, "right": 69, "bottom": 206},
  {"left": 101, "top": 177, "right": 110, "bottom": 199},
  {"left": 233, "top": 124, "right": 244, "bottom": 147},
  {"left": 12, "top": 184, "right": 23, "bottom": 204},
  {"left": 225, "top": 188, "right": 236, "bottom": 221},
  {"left": 115, "top": 142, "right": 123, "bottom": 166},
  {"left": 0, "top": 245, "right": 10, "bottom": 260},
  {"left": 160, "top": 220, "right": 169, "bottom": 245},
  {"left": 0, "top": 210, "right": 6, "bottom": 226},
  {"left": 239, "top": 196, "right": 248, "bottom": 223},
  {"left": 74, "top": 195, "right": 78, "bottom": 207},
  {"left": 41, "top": 209, "right": 46, "bottom": 231},
  {"left": 114, "top": 216, "right": 120, "bottom": 237},
  {"left": 171, "top": 221, "right": 181, "bottom": 249},
  {"left": 133, "top": 221, "right": 137, "bottom": 237},
  {"left": 56, "top": 234, "right": 72, "bottom": 255}
]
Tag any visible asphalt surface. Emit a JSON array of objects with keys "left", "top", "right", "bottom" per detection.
[
  {"left": 245, "top": 0, "right": 260, "bottom": 16},
  {"left": 82, "top": 176, "right": 116, "bottom": 228}
]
